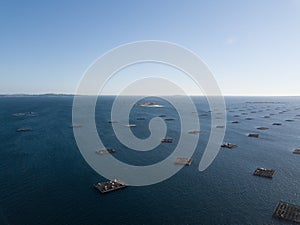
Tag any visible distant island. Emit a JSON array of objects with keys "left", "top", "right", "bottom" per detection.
[
  {"left": 0, "top": 93, "right": 74, "bottom": 97},
  {"left": 135, "top": 102, "right": 163, "bottom": 107}
]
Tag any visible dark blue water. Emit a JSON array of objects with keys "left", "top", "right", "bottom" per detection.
[{"left": 0, "top": 96, "right": 300, "bottom": 225}]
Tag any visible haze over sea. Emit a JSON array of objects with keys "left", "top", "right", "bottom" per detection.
[{"left": 1, "top": 95, "right": 300, "bottom": 225}]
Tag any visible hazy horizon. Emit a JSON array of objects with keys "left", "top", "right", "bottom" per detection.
[{"left": 1, "top": 93, "right": 300, "bottom": 97}]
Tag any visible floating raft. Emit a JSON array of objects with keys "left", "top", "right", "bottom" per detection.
[
  {"left": 256, "top": 127, "right": 269, "bottom": 130},
  {"left": 232, "top": 121, "right": 240, "bottom": 124},
  {"left": 188, "top": 130, "right": 201, "bottom": 134},
  {"left": 253, "top": 168, "right": 275, "bottom": 178},
  {"left": 285, "top": 119, "right": 294, "bottom": 122},
  {"left": 248, "top": 133, "right": 259, "bottom": 138},
  {"left": 96, "top": 149, "right": 116, "bottom": 155},
  {"left": 200, "top": 113, "right": 208, "bottom": 116},
  {"left": 293, "top": 149, "right": 300, "bottom": 154},
  {"left": 221, "top": 143, "right": 238, "bottom": 149},
  {"left": 175, "top": 158, "right": 192, "bottom": 166},
  {"left": 273, "top": 201, "right": 300, "bottom": 223},
  {"left": 70, "top": 124, "right": 82, "bottom": 128},
  {"left": 16, "top": 128, "right": 32, "bottom": 132},
  {"left": 13, "top": 112, "right": 26, "bottom": 117},
  {"left": 161, "top": 138, "right": 173, "bottom": 143},
  {"left": 164, "top": 118, "right": 175, "bottom": 121},
  {"left": 13, "top": 112, "right": 37, "bottom": 117},
  {"left": 94, "top": 179, "right": 127, "bottom": 193}
]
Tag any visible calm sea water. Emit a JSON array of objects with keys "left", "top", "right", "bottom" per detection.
[{"left": 0, "top": 95, "right": 300, "bottom": 225}]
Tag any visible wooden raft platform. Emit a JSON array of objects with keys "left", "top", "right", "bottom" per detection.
[
  {"left": 273, "top": 201, "right": 300, "bottom": 223},
  {"left": 175, "top": 158, "right": 192, "bottom": 166},
  {"left": 272, "top": 123, "right": 282, "bottom": 126},
  {"left": 161, "top": 138, "right": 173, "bottom": 143},
  {"left": 94, "top": 179, "right": 127, "bottom": 193},
  {"left": 293, "top": 149, "right": 300, "bottom": 154},
  {"left": 95, "top": 148, "right": 116, "bottom": 155},
  {"left": 16, "top": 128, "right": 32, "bottom": 132},
  {"left": 188, "top": 130, "right": 201, "bottom": 134},
  {"left": 248, "top": 133, "right": 259, "bottom": 138},
  {"left": 253, "top": 168, "right": 275, "bottom": 178},
  {"left": 221, "top": 143, "right": 238, "bottom": 149},
  {"left": 256, "top": 127, "right": 269, "bottom": 130}
]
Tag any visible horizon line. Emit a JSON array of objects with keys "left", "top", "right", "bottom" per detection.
[{"left": 1, "top": 93, "right": 300, "bottom": 97}]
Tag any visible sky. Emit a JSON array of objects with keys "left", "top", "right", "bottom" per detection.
[{"left": 0, "top": 0, "right": 300, "bottom": 96}]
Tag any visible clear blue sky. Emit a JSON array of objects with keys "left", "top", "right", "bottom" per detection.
[{"left": 0, "top": 0, "right": 299, "bottom": 95}]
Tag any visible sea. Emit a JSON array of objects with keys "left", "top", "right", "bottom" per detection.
[{"left": 0, "top": 95, "right": 300, "bottom": 225}]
